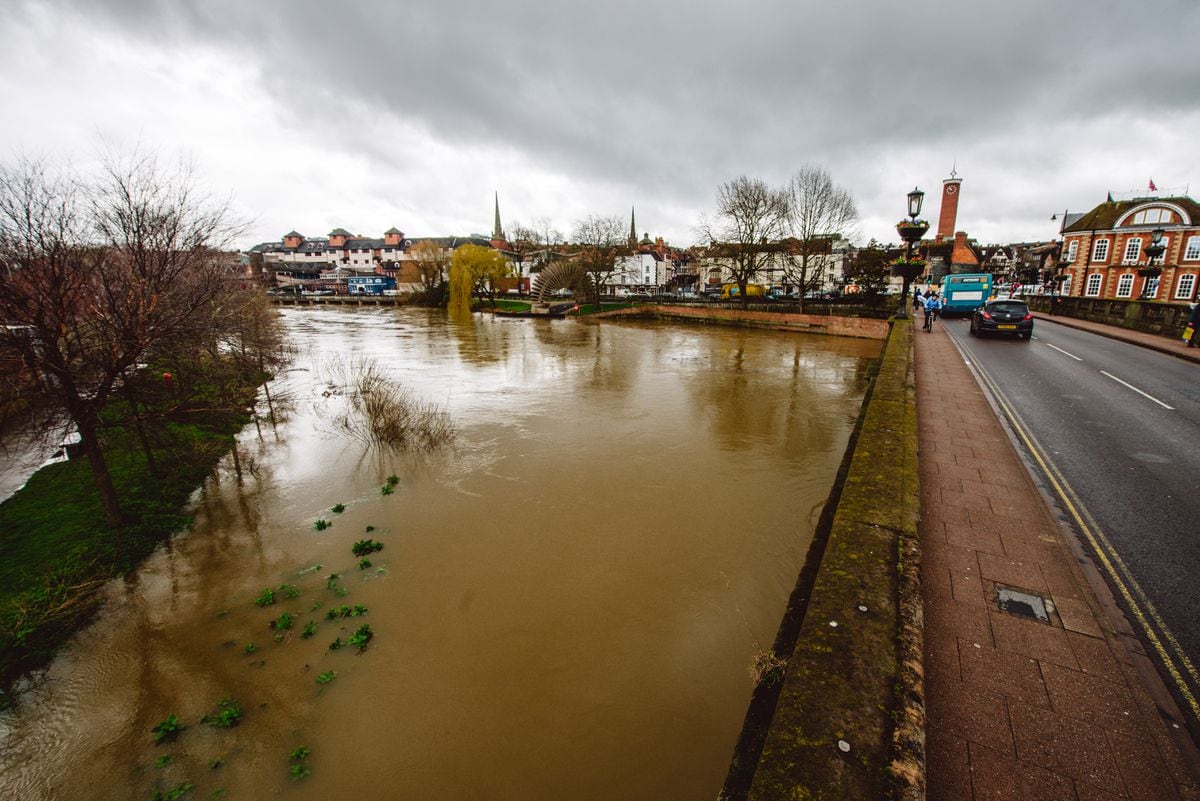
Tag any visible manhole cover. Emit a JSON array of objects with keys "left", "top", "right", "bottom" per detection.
[{"left": 996, "top": 587, "right": 1050, "bottom": 623}]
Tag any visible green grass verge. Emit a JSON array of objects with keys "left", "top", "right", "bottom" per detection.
[
  {"left": 0, "top": 407, "right": 251, "bottom": 708},
  {"left": 576, "top": 302, "right": 632, "bottom": 315},
  {"left": 489, "top": 300, "right": 532, "bottom": 312}
]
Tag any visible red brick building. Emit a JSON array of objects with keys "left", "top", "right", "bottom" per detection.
[{"left": 1061, "top": 195, "right": 1200, "bottom": 302}]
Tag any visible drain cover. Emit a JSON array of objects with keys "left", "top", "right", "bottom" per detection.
[{"left": 996, "top": 587, "right": 1050, "bottom": 623}]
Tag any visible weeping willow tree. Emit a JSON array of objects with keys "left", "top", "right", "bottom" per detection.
[
  {"left": 448, "top": 249, "right": 476, "bottom": 317},
  {"left": 449, "top": 243, "right": 512, "bottom": 314}
]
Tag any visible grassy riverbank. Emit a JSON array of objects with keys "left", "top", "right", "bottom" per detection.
[{"left": 0, "top": 407, "right": 251, "bottom": 709}]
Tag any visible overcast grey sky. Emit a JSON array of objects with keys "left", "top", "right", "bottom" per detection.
[{"left": 2, "top": 0, "right": 1197, "bottom": 249}]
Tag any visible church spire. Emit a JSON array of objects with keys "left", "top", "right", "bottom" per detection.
[
  {"left": 629, "top": 206, "right": 637, "bottom": 247},
  {"left": 492, "top": 192, "right": 505, "bottom": 242}
]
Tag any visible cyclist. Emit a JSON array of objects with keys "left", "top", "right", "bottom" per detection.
[{"left": 922, "top": 292, "right": 940, "bottom": 332}]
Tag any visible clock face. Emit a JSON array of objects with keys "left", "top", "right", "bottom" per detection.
[{"left": 946, "top": 184, "right": 958, "bottom": 195}]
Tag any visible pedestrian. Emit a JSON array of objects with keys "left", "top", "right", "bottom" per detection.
[
  {"left": 912, "top": 286, "right": 922, "bottom": 312},
  {"left": 1187, "top": 302, "right": 1200, "bottom": 348}
]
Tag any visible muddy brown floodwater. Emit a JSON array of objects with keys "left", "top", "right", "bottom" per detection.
[{"left": 0, "top": 307, "right": 880, "bottom": 801}]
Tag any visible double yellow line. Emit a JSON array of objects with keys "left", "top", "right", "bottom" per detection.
[{"left": 952, "top": 335, "right": 1200, "bottom": 721}]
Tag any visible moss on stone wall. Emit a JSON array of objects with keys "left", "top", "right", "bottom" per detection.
[{"left": 746, "top": 319, "right": 921, "bottom": 801}]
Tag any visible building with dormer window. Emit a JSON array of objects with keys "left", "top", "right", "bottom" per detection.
[{"left": 1061, "top": 195, "right": 1200, "bottom": 302}]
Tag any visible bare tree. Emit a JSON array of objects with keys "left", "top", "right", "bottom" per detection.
[
  {"left": 406, "top": 240, "right": 450, "bottom": 297},
  {"left": 700, "top": 176, "right": 790, "bottom": 307},
  {"left": 573, "top": 215, "right": 627, "bottom": 309},
  {"left": 0, "top": 153, "right": 244, "bottom": 525},
  {"left": 783, "top": 166, "right": 857, "bottom": 311}
]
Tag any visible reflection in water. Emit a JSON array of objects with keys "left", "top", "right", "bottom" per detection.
[{"left": 0, "top": 308, "right": 879, "bottom": 801}]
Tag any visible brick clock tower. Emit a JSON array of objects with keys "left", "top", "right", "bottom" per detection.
[{"left": 936, "top": 169, "right": 962, "bottom": 241}]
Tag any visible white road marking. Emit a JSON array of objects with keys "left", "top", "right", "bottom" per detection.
[
  {"left": 1045, "top": 343, "right": 1083, "bottom": 361},
  {"left": 1100, "top": 370, "right": 1174, "bottom": 410}
]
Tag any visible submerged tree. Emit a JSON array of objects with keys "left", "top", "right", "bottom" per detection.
[
  {"left": 0, "top": 152, "right": 247, "bottom": 525},
  {"left": 700, "top": 176, "right": 790, "bottom": 307}
]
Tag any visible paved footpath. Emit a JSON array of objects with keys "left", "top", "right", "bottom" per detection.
[{"left": 917, "top": 318, "right": 1200, "bottom": 800}]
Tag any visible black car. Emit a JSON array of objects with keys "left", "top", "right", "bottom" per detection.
[{"left": 969, "top": 299, "right": 1033, "bottom": 340}]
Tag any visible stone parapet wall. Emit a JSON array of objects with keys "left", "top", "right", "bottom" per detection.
[{"left": 592, "top": 305, "right": 890, "bottom": 340}]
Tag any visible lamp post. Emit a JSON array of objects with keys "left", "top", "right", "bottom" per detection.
[
  {"left": 1138, "top": 227, "right": 1165, "bottom": 299},
  {"left": 892, "top": 187, "right": 928, "bottom": 318}
]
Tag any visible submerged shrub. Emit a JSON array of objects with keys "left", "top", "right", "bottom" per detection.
[
  {"left": 348, "top": 624, "right": 374, "bottom": 653},
  {"left": 313, "top": 519, "right": 331, "bottom": 531},
  {"left": 151, "top": 782, "right": 195, "bottom": 801},
  {"left": 351, "top": 539, "right": 383, "bottom": 557},
  {"left": 358, "top": 558, "right": 372, "bottom": 570},
  {"left": 254, "top": 588, "right": 275, "bottom": 607},
  {"left": 315, "top": 671, "right": 336, "bottom": 685},
  {"left": 151, "top": 714, "right": 185, "bottom": 744},
  {"left": 300, "top": 621, "right": 318, "bottom": 639},
  {"left": 271, "top": 612, "right": 294, "bottom": 631},
  {"left": 200, "top": 697, "right": 243, "bottom": 729},
  {"left": 331, "top": 503, "right": 346, "bottom": 514},
  {"left": 278, "top": 584, "right": 301, "bottom": 599},
  {"left": 323, "top": 358, "right": 456, "bottom": 451}
]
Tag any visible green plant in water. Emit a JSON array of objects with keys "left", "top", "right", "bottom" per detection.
[
  {"left": 301, "top": 621, "right": 318, "bottom": 639},
  {"left": 331, "top": 503, "right": 346, "bottom": 514},
  {"left": 348, "top": 623, "right": 374, "bottom": 653},
  {"left": 209, "top": 790, "right": 226, "bottom": 801},
  {"left": 200, "top": 697, "right": 242, "bottom": 729},
  {"left": 151, "top": 714, "right": 185, "bottom": 744},
  {"left": 315, "top": 671, "right": 336, "bottom": 685},
  {"left": 334, "top": 586, "right": 349, "bottom": 598},
  {"left": 278, "top": 583, "right": 301, "bottom": 599},
  {"left": 386, "top": 474, "right": 400, "bottom": 487},
  {"left": 325, "top": 604, "right": 368, "bottom": 620},
  {"left": 288, "top": 744, "right": 312, "bottom": 781},
  {"left": 380, "top": 484, "right": 394, "bottom": 495},
  {"left": 351, "top": 539, "right": 384, "bottom": 557},
  {"left": 209, "top": 758, "right": 224, "bottom": 770},
  {"left": 358, "top": 558, "right": 372, "bottom": 570},
  {"left": 152, "top": 782, "right": 195, "bottom": 801},
  {"left": 271, "top": 612, "right": 294, "bottom": 631},
  {"left": 155, "top": 755, "right": 173, "bottom": 768},
  {"left": 313, "top": 519, "right": 331, "bottom": 531},
  {"left": 326, "top": 573, "right": 340, "bottom": 590},
  {"left": 254, "top": 587, "right": 275, "bottom": 607},
  {"left": 296, "top": 563, "right": 322, "bottom": 576},
  {"left": 365, "top": 525, "right": 376, "bottom": 533},
  {"left": 329, "top": 636, "right": 344, "bottom": 651},
  {"left": 243, "top": 643, "right": 258, "bottom": 655},
  {"left": 272, "top": 633, "right": 284, "bottom": 643}
]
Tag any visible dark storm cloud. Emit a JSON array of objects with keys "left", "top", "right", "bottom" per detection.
[{"left": 13, "top": 0, "right": 1200, "bottom": 241}]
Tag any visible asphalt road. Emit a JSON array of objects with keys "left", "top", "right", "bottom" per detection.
[{"left": 937, "top": 313, "right": 1200, "bottom": 720}]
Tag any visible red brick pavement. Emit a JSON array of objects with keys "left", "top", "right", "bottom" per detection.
[{"left": 916, "top": 319, "right": 1200, "bottom": 800}]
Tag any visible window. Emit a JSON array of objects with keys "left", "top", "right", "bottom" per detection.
[
  {"left": 1122, "top": 238, "right": 1141, "bottom": 264},
  {"left": 1066, "top": 240, "right": 1079, "bottom": 263},
  {"left": 1115, "top": 274, "right": 1135, "bottom": 297},
  {"left": 1146, "top": 276, "right": 1160, "bottom": 298},
  {"left": 1085, "top": 273, "right": 1103, "bottom": 296},
  {"left": 1185, "top": 237, "right": 1200, "bottom": 261},
  {"left": 1132, "top": 208, "right": 1171, "bottom": 225},
  {"left": 1177, "top": 273, "right": 1197, "bottom": 300},
  {"left": 1092, "top": 239, "right": 1109, "bottom": 262},
  {"left": 1060, "top": 275, "right": 1072, "bottom": 295}
]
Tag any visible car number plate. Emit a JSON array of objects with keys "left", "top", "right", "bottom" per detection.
[{"left": 997, "top": 324, "right": 1017, "bottom": 330}]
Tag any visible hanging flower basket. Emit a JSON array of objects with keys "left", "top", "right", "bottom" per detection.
[
  {"left": 1053, "top": 273, "right": 1069, "bottom": 283},
  {"left": 891, "top": 257, "right": 927, "bottom": 279},
  {"left": 895, "top": 219, "right": 930, "bottom": 244},
  {"left": 1136, "top": 265, "right": 1163, "bottom": 278}
]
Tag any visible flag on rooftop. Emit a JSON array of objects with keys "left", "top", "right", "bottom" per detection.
[{"left": 1149, "top": 178, "right": 1158, "bottom": 191}]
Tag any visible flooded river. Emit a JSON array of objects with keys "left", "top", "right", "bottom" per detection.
[{"left": 0, "top": 308, "right": 880, "bottom": 800}]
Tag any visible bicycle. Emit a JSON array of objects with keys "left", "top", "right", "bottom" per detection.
[{"left": 922, "top": 307, "right": 934, "bottom": 333}]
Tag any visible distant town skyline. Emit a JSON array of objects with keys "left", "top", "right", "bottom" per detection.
[{"left": 2, "top": 0, "right": 1197, "bottom": 250}]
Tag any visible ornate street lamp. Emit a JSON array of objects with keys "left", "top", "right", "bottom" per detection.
[
  {"left": 892, "top": 187, "right": 929, "bottom": 317},
  {"left": 1138, "top": 227, "right": 1165, "bottom": 299}
]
